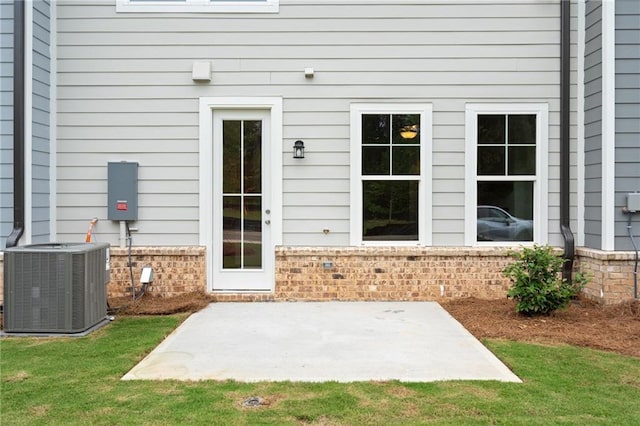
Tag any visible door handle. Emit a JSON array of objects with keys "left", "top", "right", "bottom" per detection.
[{"left": 265, "top": 219, "right": 271, "bottom": 225}]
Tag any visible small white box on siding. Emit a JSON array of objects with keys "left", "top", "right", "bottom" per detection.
[
  {"left": 627, "top": 193, "right": 640, "bottom": 212},
  {"left": 192, "top": 61, "right": 211, "bottom": 82}
]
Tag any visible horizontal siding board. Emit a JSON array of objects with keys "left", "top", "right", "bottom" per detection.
[
  {"left": 57, "top": 126, "right": 198, "bottom": 140},
  {"left": 57, "top": 139, "right": 199, "bottom": 153},
  {"left": 616, "top": 104, "right": 640, "bottom": 118},
  {"left": 57, "top": 31, "right": 562, "bottom": 47},
  {"left": 56, "top": 17, "right": 562, "bottom": 33},
  {"left": 616, "top": 0, "right": 640, "bottom": 15},
  {"left": 585, "top": 121, "right": 603, "bottom": 137},
  {"left": 584, "top": 63, "right": 602, "bottom": 83},
  {"left": 283, "top": 179, "right": 349, "bottom": 193},
  {"left": 283, "top": 232, "right": 348, "bottom": 246},
  {"left": 57, "top": 206, "right": 198, "bottom": 221},
  {"left": 56, "top": 57, "right": 564, "bottom": 74},
  {"left": 584, "top": 149, "right": 602, "bottom": 167},
  {"left": 616, "top": 88, "right": 640, "bottom": 102},
  {"left": 616, "top": 29, "right": 640, "bottom": 44},
  {"left": 56, "top": 71, "right": 560, "bottom": 87},
  {"left": 617, "top": 58, "right": 640, "bottom": 74},
  {"left": 56, "top": 221, "right": 199, "bottom": 236},
  {"left": 615, "top": 178, "right": 640, "bottom": 193},
  {"left": 285, "top": 219, "right": 350, "bottom": 234},
  {"left": 584, "top": 180, "right": 602, "bottom": 197},
  {"left": 283, "top": 206, "right": 350, "bottom": 220},
  {"left": 283, "top": 192, "right": 349, "bottom": 206},
  {"left": 584, "top": 231, "right": 601, "bottom": 246},
  {"left": 615, "top": 118, "right": 640, "bottom": 133},
  {"left": 615, "top": 235, "right": 640, "bottom": 252},
  {"left": 616, "top": 45, "right": 640, "bottom": 58},
  {"left": 616, "top": 14, "right": 640, "bottom": 30},
  {"left": 57, "top": 98, "right": 199, "bottom": 113},
  {"left": 55, "top": 85, "right": 563, "bottom": 100},
  {"left": 58, "top": 166, "right": 198, "bottom": 180},
  {"left": 58, "top": 44, "right": 560, "bottom": 60},
  {"left": 584, "top": 107, "right": 602, "bottom": 124},
  {"left": 616, "top": 74, "right": 640, "bottom": 89},
  {"left": 56, "top": 179, "right": 198, "bottom": 194},
  {"left": 57, "top": 193, "right": 198, "bottom": 207},
  {"left": 283, "top": 165, "right": 349, "bottom": 180},
  {"left": 616, "top": 133, "right": 640, "bottom": 146},
  {"left": 57, "top": 152, "right": 198, "bottom": 167}
]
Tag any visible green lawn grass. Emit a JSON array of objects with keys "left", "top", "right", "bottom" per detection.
[{"left": 2, "top": 315, "right": 639, "bottom": 425}]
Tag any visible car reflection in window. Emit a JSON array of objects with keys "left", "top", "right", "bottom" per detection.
[{"left": 477, "top": 205, "right": 533, "bottom": 242}]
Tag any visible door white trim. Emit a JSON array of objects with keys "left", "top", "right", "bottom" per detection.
[{"left": 199, "top": 97, "right": 283, "bottom": 292}]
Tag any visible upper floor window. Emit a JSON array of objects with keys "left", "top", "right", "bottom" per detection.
[
  {"left": 116, "top": 0, "right": 279, "bottom": 13},
  {"left": 465, "top": 104, "right": 548, "bottom": 246},
  {"left": 350, "top": 104, "right": 432, "bottom": 246}
]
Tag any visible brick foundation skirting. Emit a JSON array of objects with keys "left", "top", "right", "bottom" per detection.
[
  {"left": 108, "top": 246, "right": 207, "bottom": 298},
  {"left": 272, "top": 246, "right": 515, "bottom": 301},
  {"left": 1, "top": 246, "right": 637, "bottom": 304},
  {"left": 575, "top": 247, "right": 638, "bottom": 304}
]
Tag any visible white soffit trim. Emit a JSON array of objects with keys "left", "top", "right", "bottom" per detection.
[{"left": 601, "top": 0, "right": 616, "bottom": 251}]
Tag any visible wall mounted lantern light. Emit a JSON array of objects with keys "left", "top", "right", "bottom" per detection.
[{"left": 293, "top": 140, "right": 305, "bottom": 159}]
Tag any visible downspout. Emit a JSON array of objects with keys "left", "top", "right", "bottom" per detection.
[
  {"left": 6, "top": 0, "right": 25, "bottom": 248},
  {"left": 560, "top": 0, "right": 575, "bottom": 281}
]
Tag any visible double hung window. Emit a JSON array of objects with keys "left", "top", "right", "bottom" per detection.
[
  {"left": 351, "top": 105, "right": 432, "bottom": 245},
  {"left": 465, "top": 104, "right": 548, "bottom": 245}
]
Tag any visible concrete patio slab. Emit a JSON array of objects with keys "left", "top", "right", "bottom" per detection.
[{"left": 122, "top": 302, "right": 521, "bottom": 383}]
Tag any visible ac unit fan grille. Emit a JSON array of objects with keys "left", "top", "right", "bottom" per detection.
[{"left": 3, "top": 243, "right": 110, "bottom": 334}]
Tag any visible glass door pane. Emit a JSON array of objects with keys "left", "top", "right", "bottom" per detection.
[{"left": 221, "top": 120, "right": 263, "bottom": 270}]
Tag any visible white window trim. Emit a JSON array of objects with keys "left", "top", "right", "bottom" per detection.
[
  {"left": 116, "top": 0, "right": 279, "bottom": 13},
  {"left": 464, "top": 103, "right": 548, "bottom": 247},
  {"left": 199, "top": 97, "right": 283, "bottom": 292},
  {"left": 350, "top": 104, "right": 432, "bottom": 246}
]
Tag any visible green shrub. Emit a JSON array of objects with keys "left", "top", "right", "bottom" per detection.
[{"left": 503, "top": 245, "right": 588, "bottom": 315}]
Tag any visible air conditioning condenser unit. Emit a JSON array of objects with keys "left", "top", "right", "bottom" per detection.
[{"left": 3, "top": 242, "right": 110, "bottom": 334}]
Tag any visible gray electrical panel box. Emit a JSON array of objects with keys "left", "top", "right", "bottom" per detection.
[
  {"left": 108, "top": 162, "right": 138, "bottom": 221},
  {"left": 627, "top": 193, "right": 640, "bottom": 213}
]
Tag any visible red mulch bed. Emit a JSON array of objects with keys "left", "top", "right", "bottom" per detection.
[{"left": 109, "top": 291, "right": 640, "bottom": 358}]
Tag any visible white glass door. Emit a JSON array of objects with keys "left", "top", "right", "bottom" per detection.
[{"left": 212, "top": 110, "right": 272, "bottom": 291}]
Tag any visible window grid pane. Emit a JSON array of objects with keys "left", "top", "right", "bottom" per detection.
[
  {"left": 363, "top": 181, "right": 419, "bottom": 241},
  {"left": 362, "top": 113, "right": 420, "bottom": 177},
  {"left": 477, "top": 114, "right": 536, "bottom": 177},
  {"left": 476, "top": 113, "right": 537, "bottom": 243},
  {"left": 361, "top": 112, "right": 422, "bottom": 241}
]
